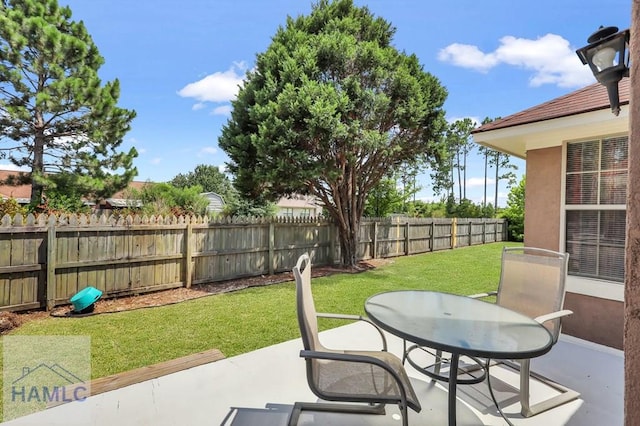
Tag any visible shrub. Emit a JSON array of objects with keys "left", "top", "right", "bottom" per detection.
[
  {"left": 501, "top": 176, "right": 525, "bottom": 241},
  {"left": 0, "top": 198, "right": 27, "bottom": 217}
]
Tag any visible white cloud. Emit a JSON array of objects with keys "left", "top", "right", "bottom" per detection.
[
  {"left": 150, "top": 157, "right": 162, "bottom": 165},
  {"left": 211, "top": 105, "right": 232, "bottom": 116},
  {"left": 217, "top": 164, "right": 228, "bottom": 174},
  {"left": 192, "top": 103, "right": 206, "bottom": 111},
  {"left": 199, "top": 146, "right": 217, "bottom": 156},
  {"left": 467, "top": 177, "right": 495, "bottom": 188},
  {"left": 137, "top": 147, "right": 147, "bottom": 154},
  {"left": 178, "top": 62, "right": 247, "bottom": 103},
  {"left": 438, "top": 33, "right": 595, "bottom": 88},
  {"left": 438, "top": 44, "right": 499, "bottom": 73}
]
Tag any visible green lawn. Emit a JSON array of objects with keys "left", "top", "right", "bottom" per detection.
[{"left": 6, "top": 242, "right": 520, "bottom": 380}]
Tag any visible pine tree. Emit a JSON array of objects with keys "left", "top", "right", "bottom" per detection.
[{"left": 0, "top": 0, "right": 137, "bottom": 206}]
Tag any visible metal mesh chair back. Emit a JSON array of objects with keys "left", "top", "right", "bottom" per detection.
[{"left": 497, "top": 247, "right": 569, "bottom": 341}]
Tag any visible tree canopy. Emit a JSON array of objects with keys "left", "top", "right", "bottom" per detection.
[
  {"left": 170, "top": 164, "right": 238, "bottom": 206},
  {"left": 501, "top": 175, "right": 525, "bottom": 241},
  {"left": 0, "top": 0, "right": 137, "bottom": 206},
  {"left": 445, "top": 118, "right": 475, "bottom": 201},
  {"left": 219, "top": 0, "right": 447, "bottom": 265}
]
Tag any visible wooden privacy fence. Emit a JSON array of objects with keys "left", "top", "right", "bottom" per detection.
[{"left": 0, "top": 214, "right": 507, "bottom": 312}]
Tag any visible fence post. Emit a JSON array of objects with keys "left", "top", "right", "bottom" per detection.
[
  {"left": 482, "top": 221, "right": 486, "bottom": 244},
  {"left": 405, "top": 222, "right": 410, "bottom": 255},
  {"left": 451, "top": 218, "right": 457, "bottom": 249},
  {"left": 184, "top": 222, "right": 193, "bottom": 288},
  {"left": 468, "top": 220, "right": 473, "bottom": 246},
  {"left": 430, "top": 221, "right": 435, "bottom": 251},
  {"left": 46, "top": 223, "right": 56, "bottom": 311},
  {"left": 372, "top": 221, "right": 378, "bottom": 259},
  {"left": 268, "top": 221, "right": 275, "bottom": 275}
]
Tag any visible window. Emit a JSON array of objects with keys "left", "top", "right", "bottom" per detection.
[
  {"left": 299, "top": 208, "right": 313, "bottom": 218},
  {"left": 565, "top": 136, "right": 627, "bottom": 282},
  {"left": 280, "top": 208, "right": 294, "bottom": 218}
]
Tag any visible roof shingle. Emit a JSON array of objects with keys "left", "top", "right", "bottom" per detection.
[{"left": 473, "top": 77, "right": 630, "bottom": 133}]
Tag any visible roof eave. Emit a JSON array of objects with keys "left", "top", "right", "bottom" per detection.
[{"left": 473, "top": 107, "right": 629, "bottom": 158}]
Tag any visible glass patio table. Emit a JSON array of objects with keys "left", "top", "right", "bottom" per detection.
[{"left": 364, "top": 290, "right": 554, "bottom": 426}]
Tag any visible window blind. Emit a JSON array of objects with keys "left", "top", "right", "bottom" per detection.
[{"left": 565, "top": 136, "right": 627, "bottom": 282}]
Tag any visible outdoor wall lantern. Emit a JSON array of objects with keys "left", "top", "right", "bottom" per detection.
[{"left": 576, "top": 26, "right": 630, "bottom": 116}]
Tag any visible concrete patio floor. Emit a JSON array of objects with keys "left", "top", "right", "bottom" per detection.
[{"left": 3, "top": 321, "right": 623, "bottom": 425}]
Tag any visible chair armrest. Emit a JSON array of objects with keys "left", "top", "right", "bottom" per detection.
[
  {"left": 535, "top": 309, "right": 573, "bottom": 325},
  {"left": 468, "top": 291, "right": 497, "bottom": 299},
  {"left": 316, "top": 312, "right": 388, "bottom": 351}
]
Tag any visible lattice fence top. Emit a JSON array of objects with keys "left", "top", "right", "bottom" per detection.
[{"left": 0, "top": 213, "right": 331, "bottom": 228}]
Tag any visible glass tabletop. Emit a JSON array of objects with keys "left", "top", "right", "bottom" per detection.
[{"left": 365, "top": 290, "right": 553, "bottom": 359}]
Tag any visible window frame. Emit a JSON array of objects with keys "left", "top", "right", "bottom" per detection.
[{"left": 560, "top": 133, "right": 627, "bottom": 302}]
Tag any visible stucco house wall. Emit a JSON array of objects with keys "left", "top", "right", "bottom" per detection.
[
  {"left": 525, "top": 147, "right": 624, "bottom": 349},
  {"left": 524, "top": 147, "right": 561, "bottom": 251},
  {"left": 473, "top": 79, "right": 629, "bottom": 350}
]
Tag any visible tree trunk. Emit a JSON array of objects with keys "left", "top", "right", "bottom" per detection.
[
  {"left": 494, "top": 152, "right": 500, "bottom": 216},
  {"left": 463, "top": 150, "right": 467, "bottom": 200},
  {"left": 449, "top": 155, "right": 455, "bottom": 199},
  {"left": 483, "top": 151, "right": 488, "bottom": 208},
  {"left": 322, "top": 166, "right": 362, "bottom": 268},
  {"left": 337, "top": 218, "right": 359, "bottom": 267},
  {"left": 31, "top": 116, "right": 46, "bottom": 206},
  {"left": 456, "top": 151, "right": 462, "bottom": 202}
]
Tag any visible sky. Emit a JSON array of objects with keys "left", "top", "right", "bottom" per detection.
[{"left": 2, "top": 0, "right": 632, "bottom": 206}]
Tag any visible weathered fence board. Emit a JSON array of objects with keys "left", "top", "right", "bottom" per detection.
[{"left": 0, "top": 214, "right": 507, "bottom": 312}]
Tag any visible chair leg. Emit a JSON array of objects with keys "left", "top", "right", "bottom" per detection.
[
  {"left": 287, "top": 401, "right": 386, "bottom": 426},
  {"left": 515, "top": 359, "right": 581, "bottom": 418},
  {"left": 519, "top": 359, "right": 532, "bottom": 415},
  {"left": 399, "top": 402, "right": 408, "bottom": 426},
  {"left": 434, "top": 350, "right": 442, "bottom": 376}
]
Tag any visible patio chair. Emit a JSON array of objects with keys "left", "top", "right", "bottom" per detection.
[
  {"left": 405, "top": 246, "right": 579, "bottom": 417},
  {"left": 288, "top": 253, "right": 421, "bottom": 426}
]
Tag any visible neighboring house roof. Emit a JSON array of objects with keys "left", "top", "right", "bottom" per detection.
[
  {"left": 103, "top": 198, "right": 143, "bottom": 208},
  {"left": 201, "top": 192, "right": 225, "bottom": 212},
  {"left": 109, "top": 181, "right": 149, "bottom": 199},
  {"left": 473, "top": 77, "right": 630, "bottom": 134},
  {"left": 0, "top": 170, "right": 31, "bottom": 202},
  {"left": 277, "top": 195, "right": 322, "bottom": 211},
  {"left": 0, "top": 169, "right": 149, "bottom": 205},
  {"left": 101, "top": 181, "right": 148, "bottom": 208},
  {"left": 472, "top": 79, "right": 629, "bottom": 159}
]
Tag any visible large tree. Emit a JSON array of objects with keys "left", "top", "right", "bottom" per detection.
[
  {"left": 219, "top": 0, "right": 447, "bottom": 266},
  {"left": 489, "top": 150, "right": 517, "bottom": 214},
  {"left": 445, "top": 118, "right": 475, "bottom": 201},
  {"left": 477, "top": 117, "right": 499, "bottom": 209},
  {"left": 170, "top": 164, "right": 238, "bottom": 206},
  {"left": 0, "top": 0, "right": 137, "bottom": 206}
]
